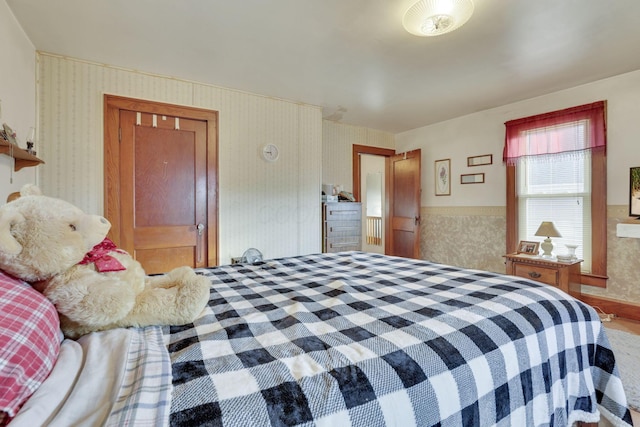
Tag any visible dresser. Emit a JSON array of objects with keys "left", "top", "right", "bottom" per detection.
[
  {"left": 504, "top": 254, "right": 582, "bottom": 298},
  {"left": 322, "top": 202, "right": 362, "bottom": 253}
]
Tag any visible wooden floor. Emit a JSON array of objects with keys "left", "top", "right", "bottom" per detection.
[
  {"left": 604, "top": 316, "right": 640, "bottom": 334},
  {"left": 603, "top": 317, "right": 640, "bottom": 425}
]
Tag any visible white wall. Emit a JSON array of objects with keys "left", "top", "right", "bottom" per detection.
[
  {"left": 37, "top": 53, "right": 322, "bottom": 264},
  {"left": 323, "top": 120, "right": 395, "bottom": 194},
  {"left": 396, "top": 69, "right": 640, "bottom": 208},
  {"left": 0, "top": 0, "right": 37, "bottom": 203}
]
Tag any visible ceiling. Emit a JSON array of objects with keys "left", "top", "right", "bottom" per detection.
[{"left": 8, "top": 0, "right": 640, "bottom": 134}]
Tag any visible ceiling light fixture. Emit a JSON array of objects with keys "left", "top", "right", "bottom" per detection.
[{"left": 403, "top": 0, "right": 474, "bottom": 37}]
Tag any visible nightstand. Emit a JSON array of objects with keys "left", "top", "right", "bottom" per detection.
[{"left": 504, "top": 254, "right": 582, "bottom": 298}]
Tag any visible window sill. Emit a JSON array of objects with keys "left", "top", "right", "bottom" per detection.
[{"left": 580, "top": 273, "right": 608, "bottom": 288}]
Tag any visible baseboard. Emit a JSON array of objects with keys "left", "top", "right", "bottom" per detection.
[{"left": 579, "top": 293, "right": 640, "bottom": 322}]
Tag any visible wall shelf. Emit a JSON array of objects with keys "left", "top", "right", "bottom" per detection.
[{"left": 0, "top": 139, "right": 44, "bottom": 171}]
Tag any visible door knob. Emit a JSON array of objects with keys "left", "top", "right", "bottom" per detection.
[{"left": 197, "top": 223, "right": 205, "bottom": 236}]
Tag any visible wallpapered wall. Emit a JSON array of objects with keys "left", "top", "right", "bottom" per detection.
[
  {"left": 420, "top": 206, "right": 640, "bottom": 303},
  {"left": 420, "top": 207, "right": 506, "bottom": 274},
  {"left": 37, "top": 53, "right": 322, "bottom": 264}
]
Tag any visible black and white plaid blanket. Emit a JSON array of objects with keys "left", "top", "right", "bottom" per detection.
[{"left": 164, "top": 252, "right": 632, "bottom": 427}]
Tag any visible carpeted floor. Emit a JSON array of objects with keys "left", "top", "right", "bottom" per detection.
[{"left": 605, "top": 327, "right": 640, "bottom": 412}]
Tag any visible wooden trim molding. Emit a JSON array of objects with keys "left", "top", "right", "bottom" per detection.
[
  {"left": 352, "top": 144, "right": 396, "bottom": 255},
  {"left": 579, "top": 293, "right": 640, "bottom": 322},
  {"left": 352, "top": 144, "right": 396, "bottom": 202},
  {"left": 505, "top": 164, "right": 518, "bottom": 254},
  {"left": 590, "top": 150, "right": 607, "bottom": 278},
  {"left": 580, "top": 273, "right": 608, "bottom": 288}
]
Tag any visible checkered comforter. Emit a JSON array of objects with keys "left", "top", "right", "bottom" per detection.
[{"left": 164, "top": 251, "right": 633, "bottom": 427}]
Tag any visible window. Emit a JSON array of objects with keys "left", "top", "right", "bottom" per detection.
[
  {"left": 517, "top": 139, "right": 592, "bottom": 270},
  {"left": 504, "top": 101, "right": 607, "bottom": 285}
]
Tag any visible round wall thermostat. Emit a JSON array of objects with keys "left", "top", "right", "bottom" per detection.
[{"left": 262, "top": 144, "right": 280, "bottom": 162}]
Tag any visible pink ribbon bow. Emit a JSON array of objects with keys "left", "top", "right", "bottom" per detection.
[{"left": 78, "top": 238, "right": 127, "bottom": 272}]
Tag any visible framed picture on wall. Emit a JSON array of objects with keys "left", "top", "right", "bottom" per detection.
[
  {"left": 630, "top": 166, "right": 640, "bottom": 217},
  {"left": 467, "top": 154, "right": 493, "bottom": 167},
  {"left": 460, "top": 173, "right": 485, "bottom": 184},
  {"left": 435, "top": 159, "right": 450, "bottom": 196}
]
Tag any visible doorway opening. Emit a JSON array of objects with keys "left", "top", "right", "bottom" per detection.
[
  {"left": 353, "top": 145, "right": 422, "bottom": 259},
  {"left": 352, "top": 144, "right": 395, "bottom": 255},
  {"left": 360, "top": 154, "right": 385, "bottom": 254}
]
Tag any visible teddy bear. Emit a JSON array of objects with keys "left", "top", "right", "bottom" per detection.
[{"left": 0, "top": 184, "right": 210, "bottom": 339}]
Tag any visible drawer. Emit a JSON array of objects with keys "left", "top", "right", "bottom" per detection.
[
  {"left": 514, "top": 263, "right": 558, "bottom": 286},
  {"left": 324, "top": 203, "right": 361, "bottom": 221},
  {"left": 325, "top": 237, "right": 361, "bottom": 252},
  {"left": 325, "top": 220, "right": 361, "bottom": 238}
]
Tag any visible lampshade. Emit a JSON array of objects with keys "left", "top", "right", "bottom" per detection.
[
  {"left": 534, "top": 222, "right": 562, "bottom": 238},
  {"left": 403, "top": 0, "right": 475, "bottom": 37},
  {"left": 534, "top": 221, "right": 562, "bottom": 257}
]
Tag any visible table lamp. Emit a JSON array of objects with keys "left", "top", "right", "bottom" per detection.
[{"left": 534, "top": 221, "right": 562, "bottom": 257}]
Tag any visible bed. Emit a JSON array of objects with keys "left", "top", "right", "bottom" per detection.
[{"left": 2, "top": 251, "right": 634, "bottom": 426}]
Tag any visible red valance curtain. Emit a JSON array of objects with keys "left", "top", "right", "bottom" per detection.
[{"left": 503, "top": 101, "right": 607, "bottom": 165}]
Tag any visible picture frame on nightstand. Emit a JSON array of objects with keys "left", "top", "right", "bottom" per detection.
[{"left": 517, "top": 240, "right": 539, "bottom": 255}]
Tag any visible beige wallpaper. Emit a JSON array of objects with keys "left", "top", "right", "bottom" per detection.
[
  {"left": 420, "top": 206, "right": 507, "bottom": 274},
  {"left": 421, "top": 205, "right": 640, "bottom": 304},
  {"left": 37, "top": 53, "right": 322, "bottom": 264},
  {"left": 583, "top": 206, "right": 640, "bottom": 303}
]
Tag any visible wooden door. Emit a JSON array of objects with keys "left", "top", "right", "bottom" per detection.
[
  {"left": 388, "top": 150, "right": 421, "bottom": 258},
  {"left": 104, "top": 95, "right": 218, "bottom": 274},
  {"left": 121, "top": 111, "right": 207, "bottom": 273}
]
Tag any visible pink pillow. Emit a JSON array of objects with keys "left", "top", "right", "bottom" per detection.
[{"left": 0, "top": 271, "right": 61, "bottom": 420}]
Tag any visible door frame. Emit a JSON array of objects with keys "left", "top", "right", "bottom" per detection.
[
  {"left": 103, "top": 94, "right": 220, "bottom": 266},
  {"left": 352, "top": 144, "right": 396, "bottom": 254}
]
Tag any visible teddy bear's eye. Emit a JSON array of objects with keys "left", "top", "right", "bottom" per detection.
[{"left": 69, "top": 224, "right": 77, "bottom": 231}]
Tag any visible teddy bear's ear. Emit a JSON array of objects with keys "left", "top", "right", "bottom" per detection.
[
  {"left": 0, "top": 211, "right": 25, "bottom": 255},
  {"left": 20, "top": 184, "right": 42, "bottom": 197}
]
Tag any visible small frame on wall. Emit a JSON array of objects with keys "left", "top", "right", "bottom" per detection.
[
  {"left": 467, "top": 154, "right": 493, "bottom": 167},
  {"left": 517, "top": 240, "right": 540, "bottom": 255},
  {"left": 435, "top": 159, "right": 450, "bottom": 196},
  {"left": 630, "top": 166, "right": 640, "bottom": 217},
  {"left": 461, "top": 173, "right": 485, "bottom": 184}
]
